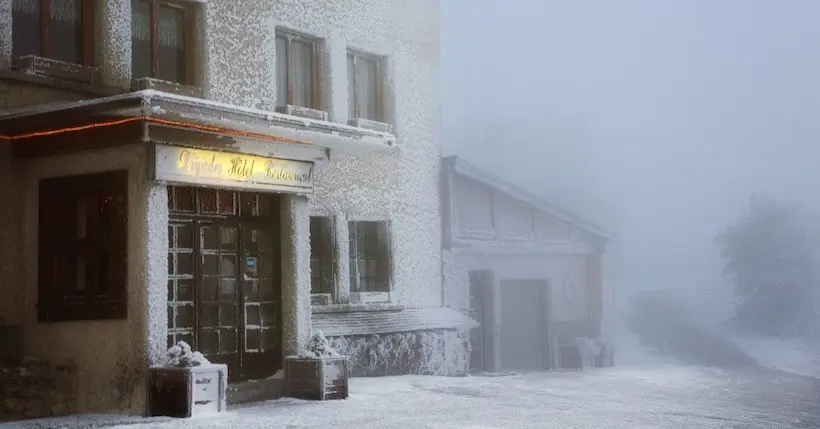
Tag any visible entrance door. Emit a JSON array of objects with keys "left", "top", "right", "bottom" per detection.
[
  {"left": 167, "top": 187, "right": 281, "bottom": 382},
  {"left": 499, "top": 280, "right": 548, "bottom": 371},
  {"left": 468, "top": 270, "right": 492, "bottom": 373}
]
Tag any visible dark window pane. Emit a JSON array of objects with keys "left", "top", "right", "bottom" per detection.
[
  {"left": 130, "top": 0, "right": 152, "bottom": 79},
  {"left": 48, "top": 0, "right": 84, "bottom": 64},
  {"left": 202, "top": 254, "right": 218, "bottom": 275},
  {"left": 199, "top": 304, "right": 217, "bottom": 327},
  {"left": 173, "top": 187, "right": 195, "bottom": 212},
  {"left": 201, "top": 277, "right": 218, "bottom": 301},
  {"left": 218, "top": 191, "right": 234, "bottom": 215},
  {"left": 199, "top": 329, "right": 219, "bottom": 354},
  {"left": 221, "top": 304, "right": 236, "bottom": 326},
  {"left": 221, "top": 329, "right": 236, "bottom": 353},
  {"left": 241, "top": 193, "right": 258, "bottom": 216},
  {"left": 245, "top": 305, "right": 260, "bottom": 326},
  {"left": 200, "top": 189, "right": 217, "bottom": 213},
  {"left": 177, "top": 252, "right": 193, "bottom": 275},
  {"left": 176, "top": 305, "right": 194, "bottom": 329},
  {"left": 219, "top": 278, "right": 235, "bottom": 300},
  {"left": 95, "top": 250, "right": 111, "bottom": 295},
  {"left": 157, "top": 4, "right": 186, "bottom": 83},
  {"left": 245, "top": 328, "right": 260, "bottom": 351},
  {"left": 177, "top": 224, "right": 194, "bottom": 249},
  {"left": 220, "top": 226, "right": 237, "bottom": 251},
  {"left": 202, "top": 225, "right": 218, "bottom": 250},
  {"left": 244, "top": 279, "right": 259, "bottom": 301},
  {"left": 12, "top": 0, "right": 41, "bottom": 58},
  {"left": 177, "top": 278, "right": 193, "bottom": 301}
]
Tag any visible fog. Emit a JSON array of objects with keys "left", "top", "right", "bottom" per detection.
[{"left": 441, "top": 0, "right": 820, "bottom": 328}]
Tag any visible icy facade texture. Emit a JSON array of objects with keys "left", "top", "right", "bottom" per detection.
[{"left": 328, "top": 329, "right": 470, "bottom": 377}]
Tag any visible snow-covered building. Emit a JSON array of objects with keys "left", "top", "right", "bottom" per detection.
[
  {"left": 0, "top": 0, "right": 471, "bottom": 419},
  {"left": 440, "top": 156, "right": 616, "bottom": 372}
]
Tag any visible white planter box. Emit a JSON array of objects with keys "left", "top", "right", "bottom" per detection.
[{"left": 147, "top": 364, "right": 228, "bottom": 418}]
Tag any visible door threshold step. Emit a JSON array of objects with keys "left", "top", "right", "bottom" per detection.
[{"left": 227, "top": 377, "right": 284, "bottom": 405}]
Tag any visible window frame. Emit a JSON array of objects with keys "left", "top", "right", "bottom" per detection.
[
  {"left": 130, "top": 0, "right": 196, "bottom": 85},
  {"left": 275, "top": 29, "right": 321, "bottom": 109},
  {"left": 309, "top": 216, "right": 337, "bottom": 297},
  {"left": 12, "top": 0, "right": 95, "bottom": 66},
  {"left": 347, "top": 49, "right": 384, "bottom": 122},
  {"left": 348, "top": 220, "right": 392, "bottom": 295},
  {"left": 37, "top": 170, "right": 129, "bottom": 323}
]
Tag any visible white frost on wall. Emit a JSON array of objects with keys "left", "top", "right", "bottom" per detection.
[{"left": 328, "top": 330, "right": 470, "bottom": 377}]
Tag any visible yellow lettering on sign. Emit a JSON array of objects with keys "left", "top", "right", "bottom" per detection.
[{"left": 174, "top": 148, "right": 312, "bottom": 185}]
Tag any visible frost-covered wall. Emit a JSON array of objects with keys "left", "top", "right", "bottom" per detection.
[
  {"left": 444, "top": 252, "right": 592, "bottom": 323},
  {"left": 328, "top": 329, "right": 470, "bottom": 377},
  {"left": 201, "top": 0, "right": 442, "bottom": 307},
  {"left": 18, "top": 144, "right": 167, "bottom": 413}
]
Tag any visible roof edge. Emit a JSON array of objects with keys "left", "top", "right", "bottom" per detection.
[{"left": 442, "top": 155, "right": 616, "bottom": 241}]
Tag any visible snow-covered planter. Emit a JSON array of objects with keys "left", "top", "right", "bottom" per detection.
[
  {"left": 284, "top": 332, "right": 349, "bottom": 401},
  {"left": 146, "top": 341, "right": 227, "bottom": 418}
]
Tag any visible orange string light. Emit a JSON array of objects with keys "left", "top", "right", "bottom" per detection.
[{"left": 0, "top": 115, "right": 312, "bottom": 146}]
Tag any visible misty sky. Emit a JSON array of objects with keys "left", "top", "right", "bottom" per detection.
[{"left": 440, "top": 0, "right": 820, "bottom": 299}]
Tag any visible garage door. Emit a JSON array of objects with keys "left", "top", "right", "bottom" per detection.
[{"left": 500, "top": 280, "right": 548, "bottom": 371}]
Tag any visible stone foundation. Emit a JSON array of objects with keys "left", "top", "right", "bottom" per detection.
[
  {"left": 0, "top": 358, "right": 76, "bottom": 422},
  {"left": 327, "top": 329, "right": 471, "bottom": 377}
]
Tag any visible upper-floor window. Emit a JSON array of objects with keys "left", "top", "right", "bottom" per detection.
[
  {"left": 131, "top": 0, "right": 192, "bottom": 84},
  {"left": 12, "top": 0, "right": 94, "bottom": 65},
  {"left": 38, "top": 170, "right": 129, "bottom": 323},
  {"left": 275, "top": 30, "right": 319, "bottom": 109},
  {"left": 347, "top": 51, "right": 383, "bottom": 121},
  {"left": 348, "top": 221, "right": 391, "bottom": 293}
]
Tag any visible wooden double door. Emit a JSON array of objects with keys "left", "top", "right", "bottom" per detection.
[{"left": 167, "top": 187, "right": 281, "bottom": 382}]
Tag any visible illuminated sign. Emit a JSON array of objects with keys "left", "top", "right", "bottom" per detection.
[{"left": 153, "top": 145, "right": 314, "bottom": 193}]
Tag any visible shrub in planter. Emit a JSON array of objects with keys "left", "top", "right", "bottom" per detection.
[
  {"left": 285, "top": 331, "right": 349, "bottom": 401},
  {"left": 147, "top": 341, "right": 228, "bottom": 418}
]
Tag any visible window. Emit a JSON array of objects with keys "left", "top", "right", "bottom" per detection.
[
  {"left": 38, "top": 170, "right": 128, "bottom": 322},
  {"left": 310, "top": 217, "right": 335, "bottom": 296},
  {"left": 347, "top": 51, "right": 383, "bottom": 121},
  {"left": 12, "top": 0, "right": 94, "bottom": 65},
  {"left": 275, "top": 30, "right": 319, "bottom": 109},
  {"left": 348, "top": 221, "right": 391, "bottom": 293},
  {"left": 131, "top": 0, "right": 192, "bottom": 84}
]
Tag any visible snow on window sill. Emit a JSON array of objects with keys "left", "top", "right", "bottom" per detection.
[
  {"left": 311, "top": 303, "right": 404, "bottom": 314},
  {"left": 0, "top": 65, "right": 122, "bottom": 97}
]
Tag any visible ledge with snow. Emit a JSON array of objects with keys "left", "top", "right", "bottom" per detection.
[{"left": 0, "top": 90, "right": 397, "bottom": 160}]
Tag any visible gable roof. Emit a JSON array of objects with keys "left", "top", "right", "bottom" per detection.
[{"left": 442, "top": 155, "right": 616, "bottom": 241}]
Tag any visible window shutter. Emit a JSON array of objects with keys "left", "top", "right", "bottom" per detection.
[
  {"left": 376, "top": 221, "right": 392, "bottom": 292},
  {"left": 348, "top": 220, "right": 358, "bottom": 292},
  {"left": 347, "top": 53, "right": 356, "bottom": 118},
  {"left": 275, "top": 35, "right": 288, "bottom": 106}
]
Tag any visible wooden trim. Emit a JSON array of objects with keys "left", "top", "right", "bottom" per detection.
[{"left": 82, "top": 0, "right": 94, "bottom": 66}]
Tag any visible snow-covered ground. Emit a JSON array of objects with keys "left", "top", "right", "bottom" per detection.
[
  {"left": 6, "top": 364, "right": 817, "bottom": 429},
  {"left": 726, "top": 334, "right": 820, "bottom": 380}
]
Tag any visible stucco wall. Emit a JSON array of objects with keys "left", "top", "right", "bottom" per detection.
[
  {"left": 443, "top": 251, "right": 591, "bottom": 323},
  {"left": 19, "top": 144, "right": 167, "bottom": 413}
]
